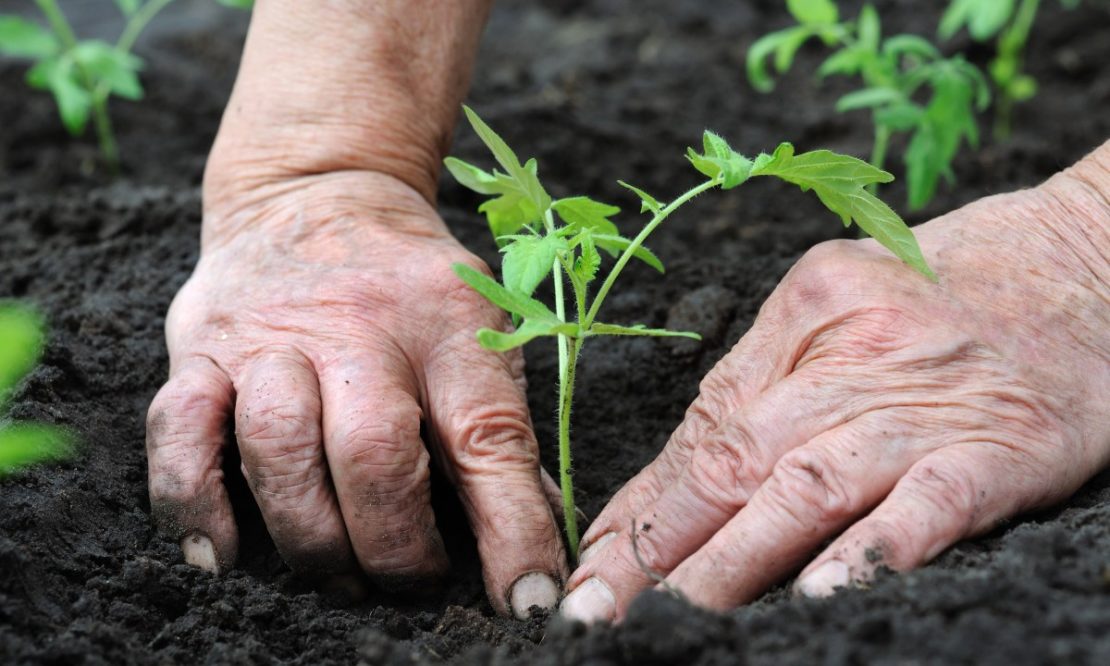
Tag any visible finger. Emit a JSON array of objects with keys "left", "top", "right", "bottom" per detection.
[
  {"left": 424, "top": 337, "right": 567, "bottom": 619},
  {"left": 579, "top": 306, "right": 802, "bottom": 552},
  {"left": 146, "top": 356, "right": 238, "bottom": 573},
  {"left": 661, "top": 411, "right": 928, "bottom": 611},
  {"left": 233, "top": 349, "right": 358, "bottom": 579},
  {"left": 563, "top": 369, "right": 857, "bottom": 623},
  {"left": 794, "top": 442, "right": 1062, "bottom": 598},
  {"left": 319, "top": 353, "right": 449, "bottom": 590}
]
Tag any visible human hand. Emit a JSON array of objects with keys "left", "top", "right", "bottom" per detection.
[
  {"left": 560, "top": 157, "right": 1110, "bottom": 623},
  {"left": 146, "top": 170, "right": 566, "bottom": 618}
]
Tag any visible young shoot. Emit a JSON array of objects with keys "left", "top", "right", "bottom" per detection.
[
  {"left": 0, "top": 0, "right": 252, "bottom": 173},
  {"left": 748, "top": 0, "right": 991, "bottom": 210},
  {"left": 938, "top": 0, "right": 1078, "bottom": 139},
  {"left": 0, "top": 302, "right": 72, "bottom": 477},
  {"left": 446, "top": 106, "right": 934, "bottom": 557}
]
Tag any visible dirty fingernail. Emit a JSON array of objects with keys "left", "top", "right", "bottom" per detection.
[
  {"left": 509, "top": 572, "right": 561, "bottom": 620},
  {"left": 559, "top": 577, "right": 615, "bottom": 624},
  {"left": 577, "top": 532, "right": 616, "bottom": 566},
  {"left": 182, "top": 534, "right": 219, "bottom": 573},
  {"left": 796, "top": 559, "right": 850, "bottom": 598}
]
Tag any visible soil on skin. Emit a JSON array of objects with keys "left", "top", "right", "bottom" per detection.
[{"left": 2, "top": 0, "right": 1110, "bottom": 664}]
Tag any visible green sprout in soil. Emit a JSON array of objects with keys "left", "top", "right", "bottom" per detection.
[
  {"left": 938, "top": 0, "right": 1078, "bottom": 140},
  {"left": 446, "top": 106, "right": 935, "bottom": 557},
  {"left": 748, "top": 0, "right": 991, "bottom": 210},
  {"left": 0, "top": 0, "right": 252, "bottom": 173},
  {"left": 0, "top": 302, "right": 71, "bottom": 477}
]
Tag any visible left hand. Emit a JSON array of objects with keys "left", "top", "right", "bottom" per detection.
[{"left": 559, "top": 165, "right": 1110, "bottom": 623}]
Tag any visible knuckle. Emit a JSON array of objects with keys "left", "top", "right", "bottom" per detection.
[
  {"left": 329, "top": 407, "right": 424, "bottom": 479},
  {"left": 766, "top": 448, "right": 855, "bottom": 527},
  {"left": 686, "top": 428, "right": 762, "bottom": 513},
  {"left": 857, "top": 518, "right": 915, "bottom": 569},
  {"left": 146, "top": 380, "right": 227, "bottom": 449},
  {"left": 450, "top": 402, "right": 539, "bottom": 469},
  {"left": 902, "top": 458, "right": 981, "bottom": 525}
]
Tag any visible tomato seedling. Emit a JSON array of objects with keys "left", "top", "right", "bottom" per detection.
[
  {"left": 939, "top": 0, "right": 1078, "bottom": 140},
  {"left": 0, "top": 0, "right": 251, "bottom": 173},
  {"left": 748, "top": 0, "right": 990, "bottom": 210},
  {"left": 447, "top": 106, "right": 934, "bottom": 557},
  {"left": 0, "top": 302, "right": 71, "bottom": 477}
]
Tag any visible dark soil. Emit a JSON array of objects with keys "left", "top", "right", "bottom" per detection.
[{"left": 2, "top": 0, "right": 1110, "bottom": 664}]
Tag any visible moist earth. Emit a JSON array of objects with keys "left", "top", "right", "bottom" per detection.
[{"left": 2, "top": 0, "right": 1109, "bottom": 664}]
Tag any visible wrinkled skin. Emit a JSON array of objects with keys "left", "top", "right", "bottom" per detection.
[
  {"left": 146, "top": 172, "right": 567, "bottom": 617},
  {"left": 561, "top": 169, "right": 1110, "bottom": 622}
]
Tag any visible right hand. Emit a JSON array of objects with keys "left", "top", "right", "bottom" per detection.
[{"left": 145, "top": 169, "right": 567, "bottom": 618}]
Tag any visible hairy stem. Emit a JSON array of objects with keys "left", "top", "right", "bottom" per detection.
[
  {"left": 558, "top": 338, "right": 582, "bottom": 558},
  {"left": 584, "top": 177, "right": 720, "bottom": 327}
]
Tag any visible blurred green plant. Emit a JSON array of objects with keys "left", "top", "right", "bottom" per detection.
[
  {"left": 747, "top": 0, "right": 990, "bottom": 210},
  {"left": 0, "top": 302, "right": 72, "bottom": 477},
  {"left": 0, "top": 0, "right": 253, "bottom": 173},
  {"left": 938, "top": 0, "right": 1079, "bottom": 139}
]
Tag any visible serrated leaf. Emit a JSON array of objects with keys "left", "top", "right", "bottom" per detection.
[
  {"left": 552, "top": 196, "right": 620, "bottom": 235},
  {"left": 71, "top": 41, "right": 144, "bottom": 100},
  {"left": 588, "top": 323, "right": 701, "bottom": 340},
  {"left": 786, "top": 0, "right": 838, "bottom": 25},
  {"left": 751, "top": 143, "right": 935, "bottom": 280},
  {"left": 573, "top": 230, "right": 601, "bottom": 284},
  {"left": 461, "top": 106, "right": 551, "bottom": 213},
  {"left": 0, "top": 16, "right": 57, "bottom": 58},
  {"left": 617, "top": 180, "right": 664, "bottom": 214},
  {"left": 475, "top": 319, "right": 579, "bottom": 352},
  {"left": 687, "top": 131, "right": 753, "bottom": 189},
  {"left": 593, "top": 234, "right": 665, "bottom": 273},
  {"left": 452, "top": 263, "right": 561, "bottom": 323},
  {"left": 501, "top": 234, "right": 564, "bottom": 298},
  {"left": 0, "top": 302, "right": 44, "bottom": 398},
  {"left": 835, "top": 86, "right": 903, "bottom": 112},
  {"left": 478, "top": 191, "right": 542, "bottom": 241},
  {"left": 0, "top": 423, "right": 73, "bottom": 476},
  {"left": 27, "top": 57, "right": 91, "bottom": 135}
]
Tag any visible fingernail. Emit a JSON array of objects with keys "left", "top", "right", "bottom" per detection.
[
  {"left": 796, "top": 559, "right": 850, "bottom": 598},
  {"left": 577, "top": 532, "right": 616, "bottom": 566},
  {"left": 181, "top": 534, "right": 219, "bottom": 573},
  {"left": 509, "top": 572, "right": 561, "bottom": 620},
  {"left": 559, "top": 577, "right": 615, "bottom": 625}
]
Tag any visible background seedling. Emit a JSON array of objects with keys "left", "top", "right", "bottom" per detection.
[
  {"left": 748, "top": 0, "right": 991, "bottom": 210},
  {"left": 0, "top": 0, "right": 252, "bottom": 173},
  {"left": 0, "top": 302, "right": 71, "bottom": 477},
  {"left": 938, "top": 0, "right": 1079, "bottom": 139},
  {"left": 447, "top": 106, "right": 934, "bottom": 556}
]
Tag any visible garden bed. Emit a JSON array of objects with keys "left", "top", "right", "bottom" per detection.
[{"left": 2, "top": 0, "right": 1109, "bottom": 663}]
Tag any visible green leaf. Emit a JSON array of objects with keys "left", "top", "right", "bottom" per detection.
[
  {"left": 617, "top": 180, "right": 664, "bottom": 214},
  {"left": 114, "top": 0, "right": 139, "bottom": 17},
  {"left": 552, "top": 196, "right": 621, "bottom": 235},
  {"left": 215, "top": 0, "right": 255, "bottom": 9},
  {"left": 573, "top": 230, "right": 601, "bottom": 284},
  {"left": 588, "top": 323, "right": 701, "bottom": 340},
  {"left": 27, "top": 57, "right": 91, "bottom": 135},
  {"left": 593, "top": 234, "right": 665, "bottom": 273},
  {"left": 501, "top": 235, "right": 565, "bottom": 298},
  {"left": 747, "top": 29, "right": 791, "bottom": 92},
  {"left": 0, "top": 16, "right": 57, "bottom": 58},
  {"left": 461, "top": 105, "right": 551, "bottom": 213},
  {"left": 817, "top": 46, "right": 866, "bottom": 78},
  {"left": 686, "top": 131, "right": 753, "bottom": 189},
  {"left": 71, "top": 41, "right": 144, "bottom": 100},
  {"left": 874, "top": 102, "right": 924, "bottom": 131},
  {"left": 444, "top": 157, "right": 502, "bottom": 195},
  {"left": 857, "top": 5, "right": 881, "bottom": 52},
  {"left": 475, "top": 319, "right": 579, "bottom": 352},
  {"left": 452, "top": 263, "right": 561, "bottom": 323},
  {"left": 751, "top": 143, "right": 936, "bottom": 280},
  {"left": 939, "top": 0, "right": 1014, "bottom": 41},
  {"left": 773, "top": 25, "right": 818, "bottom": 74},
  {"left": 0, "top": 423, "right": 73, "bottom": 476},
  {"left": 835, "top": 86, "right": 903, "bottom": 112},
  {"left": 882, "top": 34, "right": 940, "bottom": 60},
  {"left": 786, "top": 0, "right": 839, "bottom": 25},
  {"left": 0, "top": 302, "right": 44, "bottom": 398},
  {"left": 478, "top": 191, "right": 542, "bottom": 240}
]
